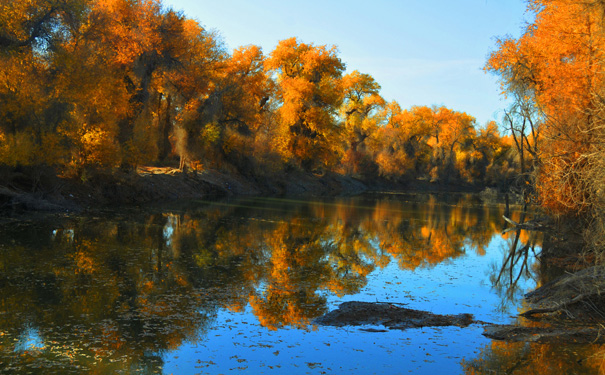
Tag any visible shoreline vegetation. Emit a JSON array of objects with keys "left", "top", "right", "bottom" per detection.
[
  {"left": 3, "top": 0, "right": 605, "bottom": 347},
  {"left": 0, "top": 0, "right": 524, "bottom": 213}
]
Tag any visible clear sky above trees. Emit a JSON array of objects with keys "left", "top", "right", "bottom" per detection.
[{"left": 164, "top": 0, "right": 529, "bottom": 126}]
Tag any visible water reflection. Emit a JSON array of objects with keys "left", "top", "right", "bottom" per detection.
[
  {"left": 465, "top": 217, "right": 605, "bottom": 375},
  {"left": 462, "top": 341, "right": 605, "bottom": 374},
  {"left": 0, "top": 194, "right": 536, "bottom": 373},
  {"left": 491, "top": 227, "right": 542, "bottom": 312}
]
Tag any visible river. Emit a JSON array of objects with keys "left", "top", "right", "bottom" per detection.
[{"left": 0, "top": 193, "right": 600, "bottom": 374}]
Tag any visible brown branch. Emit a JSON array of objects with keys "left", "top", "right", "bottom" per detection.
[
  {"left": 502, "top": 215, "right": 549, "bottom": 232},
  {"left": 0, "top": 6, "right": 59, "bottom": 49}
]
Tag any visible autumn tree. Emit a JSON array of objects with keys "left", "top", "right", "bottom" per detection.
[
  {"left": 264, "top": 37, "right": 345, "bottom": 171},
  {"left": 486, "top": 0, "right": 605, "bottom": 214},
  {"left": 486, "top": 0, "right": 605, "bottom": 256},
  {"left": 176, "top": 44, "right": 273, "bottom": 173},
  {"left": 472, "top": 121, "right": 516, "bottom": 187},
  {"left": 0, "top": 0, "right": 87, "bottom": 50},
  {"left": 217, "top": 45, "right": 272, "bottom": 171},
  {"left": 88, "top": 0, "right": 229, "bottom": 169},
  {"left": 370, "top": 104, "right": 478, "bottom": 184},
  {"left": 425, "top": 106, "right": 476, "bottom": 183},
  {"left": 340, "top": 70, "right": 385, "bottom": 176},
  {"left": 0, "top": 0, "right": 90, "bottom": 168},
  {"left": 0, "top": 0, "right": 514, "bottom": 194},
  {"left": 371, "top": 102, "right": 427, "bottom": 180}
]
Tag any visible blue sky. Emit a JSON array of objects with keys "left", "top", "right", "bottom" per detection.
[{"left": 164, "top": 0, "right": 531, "bottom": 126}]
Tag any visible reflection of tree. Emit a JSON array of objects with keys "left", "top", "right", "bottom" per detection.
[
  {"left": 324, "top": 220, "right": 379, "bottom": 296},
  {"left": 247, "top": 216, "right": 381, "bottom": 330},
  {"left": 462, "top": 340, "right": 605, "bottom": 375},
  {"left": 250, "top": 220, "right": 330, "bottom": 330},
  {"left": 367, "top": 195, "right": 506, "bottom": 270},
  {"left": 0, "top": 216, "right": 220, "bottom": 373},
  {"left": 490, "top": 210, "right": 543, "bottom": 311},
  {"left": 0, "top": 194, "right": 517, "bottom": 372},
  {"left": 240, "top": 194, "right": 511, "bottom": 329}
]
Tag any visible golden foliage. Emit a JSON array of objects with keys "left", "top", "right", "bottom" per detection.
[
  {"left": 0, "top": 0, "right": 521, "bottom": 190},
  {"left": 486, "top": 0, "right": 605, "bottom": 215},
  {"left": 265, "top": 37, "right": 345, "bottom": 169},
  {"left": 78, "top": 126, "right": 120, "bottom": 167}
]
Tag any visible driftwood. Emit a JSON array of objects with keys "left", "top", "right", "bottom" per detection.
[
  {"left": 502, "top": 215, "right": 549, "bottom": 234},
  {"left": 314, "top": 301, "right": 475, "bottom": 330}
]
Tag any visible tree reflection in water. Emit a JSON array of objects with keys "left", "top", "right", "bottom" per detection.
[
  {"left": 462, "top": 340, "right": 605, "bottom": 374},
  {"left": 490, "top": 212, "right": 542, "bottom": 312},
  {"left": 466, "top": 212, "right": 605, "bottom": 375},
  {"left": 0, "top": 194, "right": 527, "bottom": 373}
]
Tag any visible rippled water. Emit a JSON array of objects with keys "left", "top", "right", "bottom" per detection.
[{"left": 0, "top": 193, "right": 600, "bottom": 374}]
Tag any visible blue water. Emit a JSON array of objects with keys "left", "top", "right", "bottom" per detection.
[{"left": 0, "top": 194, "right": 552, "bottom": 374}]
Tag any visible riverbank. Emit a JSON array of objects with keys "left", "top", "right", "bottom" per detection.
[
  {"left": 2, "top": 171, "right": 604, "bottom": 350},
  {"left": 0, "top": 166, "right": 372, "bottom": 213},
  {"left": 0, "top": 166, "right": 484, "bottom": 213}
]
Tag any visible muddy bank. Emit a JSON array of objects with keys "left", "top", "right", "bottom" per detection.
[
  {"left": 314, "top": 301, "right": 475, "bottom": 330},
  {"left": 484, "top": 265, "right": 605, "bottom": 344},
  {"left": 0, "top": 160, "right": 497, "bottom": 214},
  {"left": 521, "top": 265, "right": 605, "bottom": 321},
  {"left": 0, "top": 166, "right": 370, "bottom": 213},
  {"left": 0, "top": 169, "right": 225, "bottom": 213},
  {"left": 483, "top": 325, "right": 605, "bottom": 344}
]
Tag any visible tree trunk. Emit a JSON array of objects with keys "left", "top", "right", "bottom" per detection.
[{"left": 158, "top": 94, "right": 173, "bottom": 162}]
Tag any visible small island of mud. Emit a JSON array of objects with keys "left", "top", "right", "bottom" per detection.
[{"left": 314, "top": 301, "right": 475, "bottom": 330}]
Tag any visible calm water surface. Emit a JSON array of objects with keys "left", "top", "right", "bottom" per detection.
[{"left": 0, "top": 193, "right": 601, "bottom": 374}]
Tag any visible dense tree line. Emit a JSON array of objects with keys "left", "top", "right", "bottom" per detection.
[{"left": 0, "top": 0, "right": 522, "bottom": 188}]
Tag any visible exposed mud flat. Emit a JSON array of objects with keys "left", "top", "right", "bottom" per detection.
[
  {"left": 314, "top": 301, "right": 475, "bottom": 330},
  {"left": 315, "top": 270, "right": 605, "bottom": 344}
]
